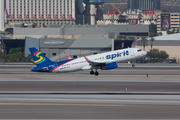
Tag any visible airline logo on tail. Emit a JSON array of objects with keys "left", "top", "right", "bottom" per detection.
[{"left": 33, "top": 51, "right": 46, "bottom": 64}]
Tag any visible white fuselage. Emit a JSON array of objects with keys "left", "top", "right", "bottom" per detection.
[{"left": 52, "top": 48, "right": 147, "bottom": 72}]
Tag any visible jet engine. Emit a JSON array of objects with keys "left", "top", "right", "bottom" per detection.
[{"left": 101, "top": 62, "right": 117, "bottom": 70}]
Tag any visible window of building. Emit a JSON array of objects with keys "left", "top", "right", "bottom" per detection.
[
  {"left": 73, "top": 55, "right": 77, "bottom": 58},
  {"left": 43, "top": 53, "right": 46, "bottom": 55},
  {"left": 52, "top": 53, "right": 56, "bottom": 56}
]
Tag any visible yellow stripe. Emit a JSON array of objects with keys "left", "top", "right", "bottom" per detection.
[{"left": 35, "top": 56, "right": 43, "bottom": 63}]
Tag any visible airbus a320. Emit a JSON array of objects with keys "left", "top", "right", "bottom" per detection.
[{"left": 29, "top": 47, "right": 147, "bottom": 76}]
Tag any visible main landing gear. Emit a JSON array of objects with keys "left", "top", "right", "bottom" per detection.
[{"left": 90, "top": 70, "right": 99, "bottom": 76}]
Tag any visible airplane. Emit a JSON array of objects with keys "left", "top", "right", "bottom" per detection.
[{"left": 29, "top": 47, "right": 147, "bottom": 76}]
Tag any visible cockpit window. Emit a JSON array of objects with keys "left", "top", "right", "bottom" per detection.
[{"left": 137, "top": 49, "right": 142, "bottom": 52}]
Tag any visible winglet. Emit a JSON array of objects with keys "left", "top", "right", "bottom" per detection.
[
  {"left": 64, "top": 52, "right": 71, "bottom": 59},
  {"left": 83, "top": 55, "right": 89, "bottom": 62}
]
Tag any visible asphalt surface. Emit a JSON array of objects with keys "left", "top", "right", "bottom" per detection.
[
  {"left": 0, "top": 63, "right": 180, "bottom": 119},
  {"left": 0, "top": 95, "right": 180, "bottom": 119}
]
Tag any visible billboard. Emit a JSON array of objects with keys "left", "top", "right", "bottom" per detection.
[{"left": 161, "top": 13, "right": 171, "bottom": 31}]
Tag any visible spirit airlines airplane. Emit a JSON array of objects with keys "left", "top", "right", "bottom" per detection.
[{"left": 29, "top": 47, "right": 147, "bottom": 76}]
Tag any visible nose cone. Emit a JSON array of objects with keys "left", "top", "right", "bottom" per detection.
[{"left": 143, "top": 51, "right": 147, "bottom": 56}]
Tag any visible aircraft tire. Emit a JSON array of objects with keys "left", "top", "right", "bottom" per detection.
[
  {"left": 90, "top": 71, "right": 94, "bottom": 75},
  {"left": 95, "top": 72, "right": 99, "bottom": 76}
]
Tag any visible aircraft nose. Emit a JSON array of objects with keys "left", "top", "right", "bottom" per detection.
[{"left": 143, "top": 51, "right": 147, "bottom": 56}]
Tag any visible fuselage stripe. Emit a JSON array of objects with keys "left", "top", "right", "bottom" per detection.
[{"left": 48, "top": 58, "right": 77, "bottom": 73}]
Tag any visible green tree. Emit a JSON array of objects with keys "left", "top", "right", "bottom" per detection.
[
  {"left": 147, "top": 48, "right": 159, "bottom": 59},
  {"left": 176, "top": 28, "right": 179, "bottom": 33},
  {"left": 21, "top": 23, "right": 25, "bottom": 28},
  {"left": 0, "top": 51, "right": 8, "bottom": 58},
  {"left": 32, "top": 23, "right": 37, "bottom": 28},
  {"left": 9, "top": 48, "right": 22, "bottom": 55},
  {"left": 166, "top": 29, "right": 171, "bottom": 34},
  {"left": 140, "top": 36, "right": 147, "bottom": 51},
  {"left": 116, "top": 35, "right": 127, "bottom": 40},
  {"left": 150, "top": 37, "right": 155, "bottom": 50},
  {"left": 8, "top": 48, "right": 24, "bottom": 62},
  {"left": 147, "top": 49, "right": 169, "bottom": 62},
  {"left": 43, "top": 23, "right": 46, "bottom": 28},
  {"left": 159, "top": 50, "right": 169, "bottom": 59},
  {"left": 116, "top": 35, "right": 123, "bottom": 40},
  {"left": 157, "top": 32, "right": 163, "bottom": 36}
]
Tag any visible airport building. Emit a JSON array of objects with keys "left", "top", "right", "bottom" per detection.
[{"left": 133, "top": 33, "right": 180, "bottom": 61}]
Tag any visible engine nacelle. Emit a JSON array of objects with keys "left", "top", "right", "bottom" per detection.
[{"left": 101, "top": 62, "right": 117, "bottom": 70}]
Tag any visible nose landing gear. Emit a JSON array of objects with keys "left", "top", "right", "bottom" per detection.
[{"left": 132, "top": 63, "right": 135, "bottom": 68}]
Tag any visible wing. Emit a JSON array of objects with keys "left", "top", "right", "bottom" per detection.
[{"left": 83, "top": 55, "right": 106, "bottom": 68}]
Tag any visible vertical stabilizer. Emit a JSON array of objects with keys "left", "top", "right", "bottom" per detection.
[{"left": 29, "top": 47, "right": 54, "bottom": 67}]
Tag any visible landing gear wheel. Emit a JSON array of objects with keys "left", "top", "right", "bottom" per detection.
[
  {"left": 132, "top": 64, "right": 135, "bottom": 68},
  {"left": 90, "top": 70, "right": 94, "bottom": 75},
  {"left": 95, "top": 71, "right": 99, "bottom": 76}
]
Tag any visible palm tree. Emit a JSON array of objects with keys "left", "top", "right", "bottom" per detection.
[
  {"left": 140, "top": 36, "right": 147, "bottom": 51},
  {"left": 150, "top": 37, "right": 155, "bottom": 50}
]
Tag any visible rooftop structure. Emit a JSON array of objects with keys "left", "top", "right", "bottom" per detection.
[{"left": 142, "top": 9, "right": 157, "bottom": 25}]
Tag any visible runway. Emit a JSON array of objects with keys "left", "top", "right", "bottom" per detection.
[
  {"left": 0, "top": 63, "right": 180, "bottom": 119},
  {"left": 0, "top": 94, "right": 180, "bottom": 119}
]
